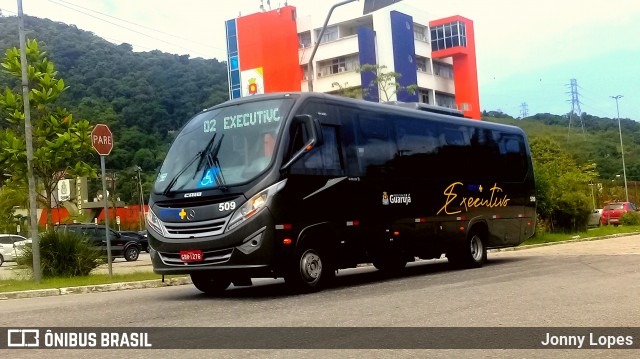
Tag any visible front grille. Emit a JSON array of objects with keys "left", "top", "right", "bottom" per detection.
[
  {"left": 158, "top": 248, "right": 234, "bottom": 266},
  {"left": 162, "top": 214, "right": 231, "bottom": 239}
]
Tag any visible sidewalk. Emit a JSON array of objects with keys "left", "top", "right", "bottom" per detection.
[
  {"left": 1, "top": 232, "right": 639, "bottom": 300},
  {"left": 0, "top": 252, "right": 193, "bottom": 300}
]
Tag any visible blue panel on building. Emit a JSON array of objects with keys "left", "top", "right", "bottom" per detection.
[
  {"left": 358, "top": 27, "right": 379, "bottom": 103},
  {"left": 225, "top": 19, "right": 240, "bottom": 99},
  {"left": 230, "top": 70, "right": 240, "bottom": 87},
  {"left": 230, "top": 56, "right": 239, "bottom": 71},
  {"left": 390, "top": 11, "right": 418, "bottom": 102},
  {"left": 226, "top": 19, "right": 237, "bottom": 37}
]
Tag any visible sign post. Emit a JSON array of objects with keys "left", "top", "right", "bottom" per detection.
[{"left": 91, "top": 124, "right": 114, "bottom": 277}]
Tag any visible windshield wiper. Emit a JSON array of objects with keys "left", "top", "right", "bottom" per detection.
[
  {"left": 195, "top": 134, "right": 227, "bottom": 190},
  {"left": 161, "top": 153, "right": 199, "bottom": 196},
  {"left": 162, "top": 133, "right": 218, "bottom": 196}
]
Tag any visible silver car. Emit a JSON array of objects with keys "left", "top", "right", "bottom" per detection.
[{"left": 0, "top": 234, "right": 28, "bottom": 266}]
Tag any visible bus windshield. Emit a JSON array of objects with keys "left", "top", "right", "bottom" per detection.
[{"left": 154, "top": 98, "right": 294, "bottom": 194}]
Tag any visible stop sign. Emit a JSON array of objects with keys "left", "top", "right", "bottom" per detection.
[{"left": 91, "top": 124, "right": 113, "bottom": 155}]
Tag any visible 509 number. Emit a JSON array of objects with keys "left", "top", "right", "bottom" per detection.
[{"left": 218, "top": 201, "right": 236, "bottom": 211}]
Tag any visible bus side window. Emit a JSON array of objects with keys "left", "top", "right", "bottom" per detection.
[
  {"left": 290, "top": 125, "right": 344, "bottom": 175},
  {"left": 356, "top": 116, "right": 394, "bottom": 175},
  {"left": 394, "top": 117, "right": 439, "bottom": 178},
  {"left": 505, "top": 137, "right": 526, "bottom": 181},
  {"left": 439, "top": 126, "right": 469, "bottom": 180},
  {"left": 468, "top": 128, "right": 500, "bottom": 180},
  {"left": 497, "top": 134, "right": 526, "bottom": 182}
]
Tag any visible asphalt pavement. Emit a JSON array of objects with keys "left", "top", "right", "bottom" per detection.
[{"left": 1, "top": 232, "right": 638, "bottom": 300}]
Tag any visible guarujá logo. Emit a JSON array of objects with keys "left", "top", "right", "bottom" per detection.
[{"left": 382, "top": 192, "right": 411, "bottom": 206}]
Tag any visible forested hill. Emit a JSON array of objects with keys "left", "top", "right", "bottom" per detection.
[
  {"left": 0, "top": 15, "right": 637, "bottom": 193},
  {"left": 0, "top": 15, "right": 229, "bottom": 172},
  {"left": 485, "top": 112, "right": 640, "bottom": 181}
]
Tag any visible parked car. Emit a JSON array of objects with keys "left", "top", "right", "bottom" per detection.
[
  {"left": 56, "top": 224, "right": 141, "bottom": 261},
  {"left": 600, "top": 202, "right": 637, "bottom": 226},
  {"left": 0, "top": 234, "right": 28, "bottom": 266},
  {"left": 117, "top": 230, "right": 149, "bottom": 252},
  {"left": 587, "top": 208, "right": 603, "bottom": 228}
]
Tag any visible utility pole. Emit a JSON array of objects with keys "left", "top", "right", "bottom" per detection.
[
  {"left": 566, "top": 78, "right": 585, "bottom": 140},
  {"left": 519, "top": 102, "right": 528, "bottom": 119},
  {"left": 18, "top": 0, "right": 41, "bottom": 282},
  {"left": 136, "top": 166, "right": 145, "bottom": 230},
  {"left": 611, "top": 95, "right": 628, "bottom": 203}
]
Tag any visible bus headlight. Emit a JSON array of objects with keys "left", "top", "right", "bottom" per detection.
[
  {"left": 147, "top": 209, "right": 167, "bottom": 236},
  {"left": 227, "top": 179, "right": 287, "bottom": 232}
]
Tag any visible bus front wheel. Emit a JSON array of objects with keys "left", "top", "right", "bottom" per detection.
[
  {"left": 190, "top": 273, "right": 231, "bottom": 294},
  {"left": 285, "top": 246, "right": 333, "bottom": 292},
  {"left": 447, "top": 230, "right": 487, "bottom": 268}
]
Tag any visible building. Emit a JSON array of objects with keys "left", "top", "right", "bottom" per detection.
[{"left": 225, "top": 2, "right": 480, "bottom": 119}]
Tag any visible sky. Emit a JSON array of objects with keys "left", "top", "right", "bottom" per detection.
[{"left": 0, "top": 0, "right": 638, "bottom": 120}]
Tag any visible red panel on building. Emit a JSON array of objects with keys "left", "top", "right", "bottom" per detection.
[
  {"left": 429, "top": 16, "right": 481, "bottom": 120},
  {"left": 236, "top": 6, "right": 301, "bottom": 94}
]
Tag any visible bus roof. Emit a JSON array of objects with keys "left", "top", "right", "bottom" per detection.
[{"left": 210, "top": 92, "right": 525, "bottom": 136}]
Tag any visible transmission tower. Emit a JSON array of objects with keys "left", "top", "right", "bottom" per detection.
[
  {"left": 519, "top": 102, "right": 528, "bottom": 119},
  {"left": 566, "top": 78, "right": 585, "bottom": 140}
]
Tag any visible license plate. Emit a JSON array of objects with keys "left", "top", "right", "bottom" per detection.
[{"left": 180, "top": 250, "right": 203, "bottom": 262}]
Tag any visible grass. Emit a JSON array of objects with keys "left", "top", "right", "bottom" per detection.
[
  {"left": 0, "top": 271, "right": 185, "bottom": 293},
  {"left": 522, "top": 224, "right": 640, "bottom": 246}
]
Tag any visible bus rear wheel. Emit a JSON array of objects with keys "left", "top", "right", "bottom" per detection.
[
  {"left": 285, "top": 246, "right": 333, "bottom": 292},
  {"left": 190, "top": 273, "right": 231, "bottom": 294},
  {"left": 447, "top": 231, "right": 487, "bottom": 268}
]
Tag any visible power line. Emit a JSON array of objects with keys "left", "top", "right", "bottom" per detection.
[
  {"left": 577, "top": 87, "right": 617, "bottom": 118},
  {"left": 0, "top": 8, "right": 18, "bottom": 16},
  {"left": 52, "top": 0, "right": 223, "bottom": 52},
  {"left": 45, "top": 0, "right": 213, "bottom": 58}
]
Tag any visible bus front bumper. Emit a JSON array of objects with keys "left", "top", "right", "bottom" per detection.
[{"left": 148, "top": 208, "right": 286, "bottom": 277}]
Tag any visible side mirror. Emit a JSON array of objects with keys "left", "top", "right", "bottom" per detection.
[{"left": 281, "top": 114, "right": 323, "bottom": 170}]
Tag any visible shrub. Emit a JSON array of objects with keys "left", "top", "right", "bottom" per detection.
[
  {"left": 621, "top": 211, "right": 640, "bottom": 226},
  {"left": 17, "top": 230, "right": 102, "bottom": 278}
]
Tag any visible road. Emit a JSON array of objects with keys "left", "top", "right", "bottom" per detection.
[{"left": 1, "top": 235, "right": 640, "bottom": 358}]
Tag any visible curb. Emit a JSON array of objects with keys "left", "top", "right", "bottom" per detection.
[
  {"left": 2, "top": 232, "right": 639, "bottom": 300},
  {"left": 489, "top": 232, "right": 640, "bottom": 252},
  {"left": 0, "top": 276, "right": 191, "bottom": 301}
]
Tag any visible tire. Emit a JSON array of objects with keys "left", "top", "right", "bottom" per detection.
[
  {"left": 447, "top": 230, "right": 487, "bottom": 268},
  {"left": 0, "top": 254, "right": 4, "bottom": 267},
  {"left": 190, "top": 273, "right": 231, "bottom": 294},
  {"left": 124, "top": 245, "right": 140, "bottom": 262},
  {"left": 284, "top": 245, "right": 334, "bottom": 292}
]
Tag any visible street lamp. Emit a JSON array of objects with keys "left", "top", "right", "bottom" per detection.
[
  {"left": 611, "top": 95, "right": 628, "bottom": 202},
  {"left": 307, "top": 0, "right": 359, "bottom": 92}
]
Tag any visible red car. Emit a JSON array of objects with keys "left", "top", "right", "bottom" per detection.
[{"left": 600, "top": 202, "right": 637, "bottom": 225}]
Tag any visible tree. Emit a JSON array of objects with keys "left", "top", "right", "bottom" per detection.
[
  {"left": 530, "top": 137, "right": 595, "bottom": 232},
  {"left": 0, "top": 39, "right": 95, "bottom": 226},
  {"left": 330, "top": 81, "right": 363, "bottom": 99},
  {"left": 358, "top": 64, "right": 417, "bottom": 102},
  {"left": 0, "top": 180, "right": 29, "bottom": 233}
]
